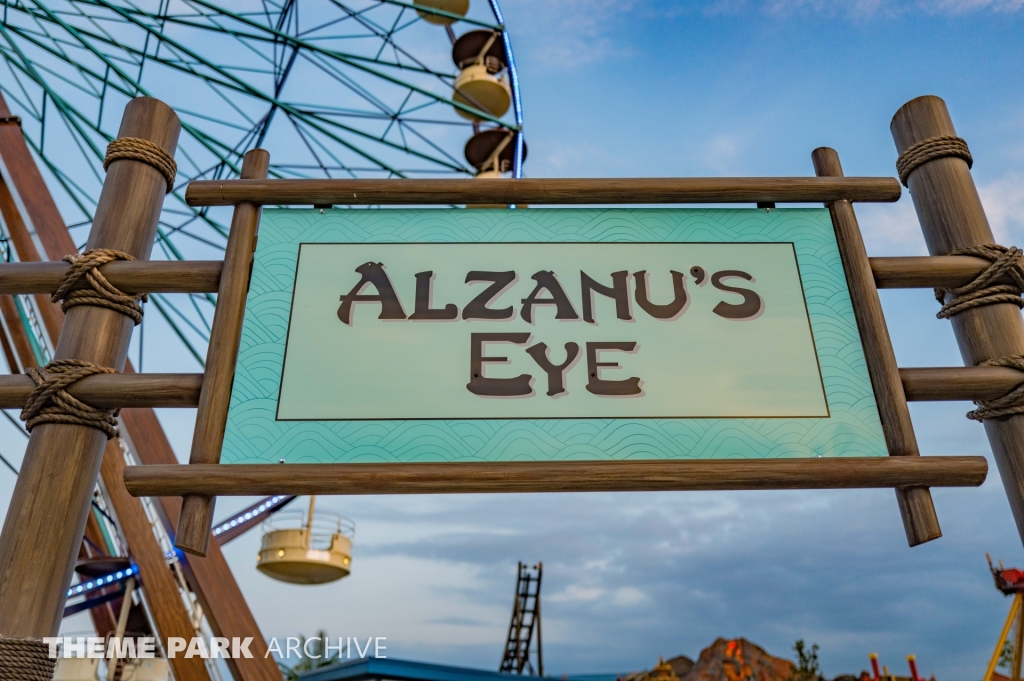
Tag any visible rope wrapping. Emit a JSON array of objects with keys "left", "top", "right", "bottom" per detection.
[
  {"left": 20, "top": 359, "right": 119, "bottom": 438},
  {"left": 0, "top": 636, "right": 56, "bottom": 681},
  {"left": 968, "top": 356, "right": 1024, "bottom": 421},
  {"left": 896, "top": 134, "right": 973, "bottom": 186},
  {"left": 934, "top": 244, "right": 1024, "bottom": 319},
  {"left": 104, "top": 136, "right": 177, "bottom": 193},
  {"left": 53, "top": 249, "right": 147, "bottom": 324}
]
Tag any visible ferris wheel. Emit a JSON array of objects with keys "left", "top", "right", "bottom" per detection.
[{"left": 0, "top": 0, "right": 525, "bottom": 366}]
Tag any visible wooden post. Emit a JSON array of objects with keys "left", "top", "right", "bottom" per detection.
[
  {"left": 812, "top": 147, "right": 941, "bottom": 545},
  {"left": 176, "top": 148, "right": 269, "bottom": 556},
  {"left": 0, "top": 89, "right": 282, "bottom": 681},
  {"left": 120, "top": 405, "right": 286, "bottom": 681},
  {"left": 892, "top": 95, "right": 1024, "bottom": 544},
  {"left": 0, "top": 97, "right": 179, "bottom": 637},
  {"left": 0, "top": 173, "right": 63, "bottom": 341},
  {"left": 99, "top": 440, "right": 212, "bottom": 680}
]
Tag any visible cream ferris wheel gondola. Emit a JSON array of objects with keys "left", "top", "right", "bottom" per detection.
[
  {"left": 256, "top": 497, "right": 355, "bottom": 585},
  {"left": 413, "top": 0, "right": 471, "bottom": 25},
  {"left": 466, "top": 128, "right": 528, "bottom": 178},
  {"left": 452, "top": 30, "right": 513, "bottom": 122}
]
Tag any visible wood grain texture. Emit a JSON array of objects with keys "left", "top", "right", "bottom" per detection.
[
  {"left": 0, "top": 368, "right": 1018, "bottom": 409},
  {"left": 871, "top": 255, "right": 993, "bottom": 288},
  {"left": 0, "top": 260, "right": 222, "bottom": 295},
  {"left": 0, "top": 95, "right": 235, "bottom": 667},
  {"left": 0, "top": 92, "right": 76, "bottom": 262},
  {"left": 892, "top": 95, "right": 1024, "bottom": 546},
  {"left": 79, "top": 510, "right": 119, "bottom": 638},
  {"left": 99, "top": 440, "right": 211, "bottom": 681},
  {"left": 0, "top": 97, "right": 179, "bottom": 637},
  {"left": 0, "top": 173, "right": 63, "bottom": 341},
  {"left": 0, "top": 95, "right": 279, "bottom": 681},
  {"left": 0, "top": 372, "right": 202, "bottom": 408},
  {"left": 900, "top": 366, "right": 1024, "bottom": 401},
  {"left": 0, "top": 301, "right": 20, "bottom": 372},
  {"left": 0, "top": 255, "right": 998, "bottom": 295},
  {"left": 812, "top": 146, "right": 941, "bottom": 546},
  {"left": 0, "top": 294, "right": 37, "bottom": 371},
  {"left": 185, "top": 176, "right": 903, "bottom": 207},
  {"left": 124, "top": 457, "right": 988, "bottom": 496},
  {"left": 119, "top": 402, "right": 284, "bottom": 681},
  {"left": 177, "top": 148, "right": 270, "bottom": 557}
]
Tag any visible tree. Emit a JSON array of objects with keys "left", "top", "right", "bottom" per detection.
[
  {"left": 999, "top": 638, "right": 1013, "bottom": 671},
  {"left": 788, "top": 640, "right": 825, "bottom": 681}
]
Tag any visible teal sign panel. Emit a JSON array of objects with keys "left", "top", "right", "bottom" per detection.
[{"left": 222, "top": 208, "right": 888, "bottom": 464}]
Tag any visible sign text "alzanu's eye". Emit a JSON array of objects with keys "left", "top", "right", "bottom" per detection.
[{"left": 335, "top": 262, "right": 762, "bottom": 399}]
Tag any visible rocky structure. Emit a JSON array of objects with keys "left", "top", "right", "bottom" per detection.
[
  {"left": 620, "top": 655, "right": 693, "bottom": 681},
  {"left": 682, "top": 638, "right": 795, "bottom": 681},
  {"left": 623, "top": 639, "right": 795, "bottom": 681}
]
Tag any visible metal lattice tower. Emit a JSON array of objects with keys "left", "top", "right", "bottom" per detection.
[{"left": 500, "top": 561, "right": 543, "bottom": 676}]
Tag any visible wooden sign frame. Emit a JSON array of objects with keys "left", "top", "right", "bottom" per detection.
[
  {"left": 172, "top": 163, "right": 992, "bottom": 555},
  {"left": 5, "top": 95, "right": 1018, "bottom": 678},
  {"left": 0, "top": 160, "right": 995, "bottom": 557},
  {"left": 0, "top": 141, "right": 1004, "bottom": 556}
]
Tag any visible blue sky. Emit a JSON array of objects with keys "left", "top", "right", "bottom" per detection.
[{"left": 4, "top": 0, "right": 1024, "bottom": 678}]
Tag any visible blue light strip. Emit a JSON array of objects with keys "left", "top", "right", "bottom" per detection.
[
  {"left": 212, "top": 495, "right": 292, "bottom": 536},
  {"left": 487, "top": 0, "right": 525, "bottom": 178},
  {"left": 66, "top": 565, "right": 137, "bottom": 598}
]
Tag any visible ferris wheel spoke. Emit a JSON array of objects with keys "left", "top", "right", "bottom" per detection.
[
  {"left": 373, "top": 4, "right": 406, "bottom": 61},
  {"left": 284, "top": 110, "right": 350, "bottom": 178},
  {"left": 0, "top": 31, "right": 111, "bottom": 166},
  {"left": 159, "top": 221, "right": 226, "bottom": 251},
  {"left": 399, "top": 119, "right": 466, "bottom": 169},
  {"left": 148, "top": 295, "right": 207, "bottom": 366}
]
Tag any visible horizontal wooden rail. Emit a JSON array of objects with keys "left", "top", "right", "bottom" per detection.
[
  {"left": 184, "top": 177, "right": 902, "bottom": 207},
  {"left": 0, "top": 373, "right": 203, "bottom": 409},
  {"left": 123, "top": 457, "right": 987, "bottom": 496},
  {"left": 0, "top": 256, "right": 995, "bottom": 296},
  {"left": 871, "top": 255, "right": 991, "bottom": 289},
  {"left": 0, "top": 260, "right": 221, "bottom": 295},
  {"left": 900, "top": 366, "right": 1024, "bottom": 401},
  {"left": 0, "top": 367, "right": 1019, "bottom": 410}
]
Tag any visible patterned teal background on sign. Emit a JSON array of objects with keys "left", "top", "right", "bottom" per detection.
[{"left": 222, "top": 208, "right": 888, "bottom": 464}]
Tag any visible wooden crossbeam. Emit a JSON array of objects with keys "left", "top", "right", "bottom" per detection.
[
  {"left": 0, "top": 255, "right": 1002, "bottom": 294},
  {"left": 0, "top": 373, "right": 202, "bottom": 408},
  {"left": 0, "top": 366, "right": 1018, "bottom": 409},
  {"left": 123, "top": 457, "right": 988, "bottom": 497},
  {"left": 184, "top": 176, "right": 903, "bottom": 206},
  {"left": 0, "top": 260, "right": 221, "bottom": 295}
]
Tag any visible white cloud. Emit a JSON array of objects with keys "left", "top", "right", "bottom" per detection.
[
  {"left": 856, "top": 199, "right": 929, "bottom": 257},
  {"left": 509, "top": 0, "right": 639, "bottom": 69},
  {"left": 611, "top": 586, "right": 648, "bottom": 606},
  {"left": 706, "top": 0, "right": 1024, "bottom": 18},
  {"left": 548, "top": 584, "right": 607, "bottom": 602},
  {"left": 507, "top": 0, "right": 1023, "bottom": 73},
  {"left": 921, "top": 0, "right": 1024, "bottom": 10},
  {"left": 851, "top": 172, "right": 1024, "bottom": 257},
  {"left": 978, "top": 172, "right": 1024, "bottom": 245}
]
